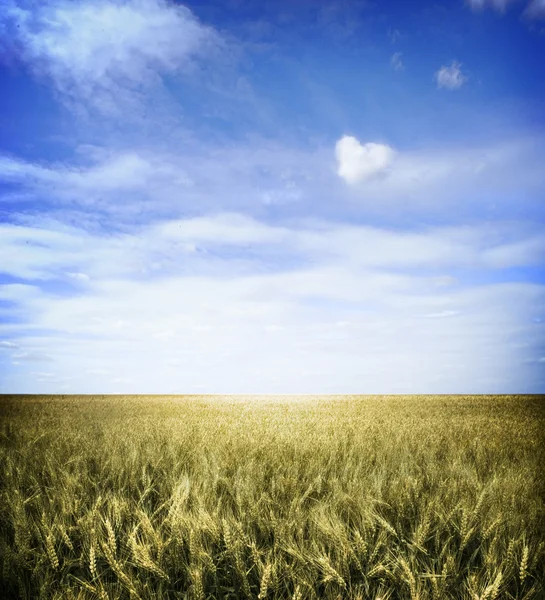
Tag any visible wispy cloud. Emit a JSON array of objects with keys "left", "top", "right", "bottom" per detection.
[
  {"left": 0, "top": 341, "right": 19, "bottom": 349},
  {"left": 466, "top": 0, "right": 545, "bottom": 20},
  {"left": 435, "top": 61, "right": 468, "bottom": 90},
  {"left": 1, "top": 134, "right": 544, "bottom": 224},
  {"left": 2, "top": 214, "right": 544, "bottom": 285},
  {"left": 523, "top": 0, "right": 545, "bottom": 19},
  {"left": 3, "top": 0, "right": 223, "bottom": 113},
  {"left": 390, "top": 52, "right": 404, "bottom": 71},
  {"left": 387, "top": 27, "right": 401, "bottom": 43},
  {"left": 466, "top": 0, "right": 519, "bottom": 12}
]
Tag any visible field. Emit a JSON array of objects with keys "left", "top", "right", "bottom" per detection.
[{"left": 0, "top": 395, "right": 544, "bottom": 600}]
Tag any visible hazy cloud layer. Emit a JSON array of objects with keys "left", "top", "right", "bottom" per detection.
[
  {"left": 2, "top": 215, "right": 545, "bottom": 281},
  {"left": 2, "top": 275, "right": 543, "bottom": 393},
  {"left": 1, "top": 215, "right": 544, "bottom": 393}
]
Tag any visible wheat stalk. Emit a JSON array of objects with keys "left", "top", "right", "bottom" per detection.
[
  {"left": 258, "top": 563, "right": 273, "bottom": 600},
  {"left": 520, "top": 545, "right": 529, "bottom": 584}
]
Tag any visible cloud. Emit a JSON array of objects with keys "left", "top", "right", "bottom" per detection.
[
  {"left": 66, "top": 272, "right": 91, "bottom": 282},
  {"left": 423, "top": 310, "right": 461, "bottom": 318},
  {"left": 4, "top": 215, "right": 544, "bottom": 286},
  {"left": 1, "top": 269, "right": 543, "bottom": 393},
  {"left": 433, "top": 276, "right": 459, "bottom": 287},
  {"left": 0, "top": 142, "right": 316, "bottom": 218},
  {"left": 335, "top": 135, "right": 396, "bottom": 185},
  {"left": 156, "top": 213, "right": 290, "bottom": 246},
  {"left": 466, "top": 0, "right": 545, "bottom": 19},
  {"left": 12, "top": 351, "right": 55, "bottom": 363},
  {"left": 0, "top": 152, "right": 162, "bottom": 191},
  {"left": 3, "top": 0, "right": 222, "bottom": 111},
  {"left": 1, "top": 134, "right": 544, "bottom": 224},
  {"left": 481, "top": 235, "right": 545, "bottom": 268},
  {"left": 0, "top": 1, "right": 543, "bottom": 397},
  {"left": 387, "top": 27, "right": 401, "bottom": 43},
  {"left": 0, "top": 150, "right": 194, "bottom": 218},
  {"left": 466, "top": 0, "right": 518, "bottom": 12},
  {"left": 1, "top": 212, "right": 544, "bottom": 393},
  {"left": 523, "top": 0, "right": 545, "bottom": 19},
  {"left": 435, "top": 61, "right": 467, "bottom": 90},
  {"left": 390, "top": 52, "right": 404, "bottom": 71},
  {"left": 0, "top": 341, "right": 19, "bottom": 349}
]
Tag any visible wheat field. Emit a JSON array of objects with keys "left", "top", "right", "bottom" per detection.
[{"left": 0, "top": 395, "right": 543, "bottom": 600}]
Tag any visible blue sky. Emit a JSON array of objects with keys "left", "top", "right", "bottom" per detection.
[{"left": 0, "top": 0, "right": 544, "bottom": 393}]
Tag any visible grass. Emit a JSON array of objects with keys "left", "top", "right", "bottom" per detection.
[{"left": 0, "top": 394, "right": 544, "bottom": 600}]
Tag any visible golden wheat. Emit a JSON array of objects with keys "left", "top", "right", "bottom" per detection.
[{"left": 0, "top": 394, "right": 543, "bottom": 599}]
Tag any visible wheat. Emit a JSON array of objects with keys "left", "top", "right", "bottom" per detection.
[
  {"left": 520, "top": 544, "right": 529, "bottom": 584},
  {"left": 89, "top": 541, "right": 97, "bottom": 579},
  {"left": 0, "top": 394, "right": 543, "bottom": 599},
  {"left": 61, "top": 527, "right": 74, "bottom": 552},
  {"left": 318, "top": 555, "right": 346, "bottom": 587},
  {"left": 258, "top": 563, "right": 273, "bottom": 599},
  {"left": 105, "top": 517, "right": 116, "bottom": 556},
  {"left": 45, "top": 533, "right": 59, "bottom": 570},
  {"left": 291, "top": 585, "right": 303, "bottom": 600},
  {"left": 487, "top": 570, "right": 503, "bottom": 600},
  {"left": 505, "top": 538, "right": 516, "bottom": 572},
  {"left": 190, "top": 565, "right": 205, "bottom": 600}
]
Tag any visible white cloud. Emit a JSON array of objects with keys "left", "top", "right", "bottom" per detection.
[
  {"left": 335, "top": 135, "right": 396, "bottom": 185},
  {"left": 1, "top": 135, "right": 544, "bottom": 221},
  {"left": 423, "top": 310, "right": 461, "bottom": 318},
  {"left": 332, "top": 135, "right": 545, "bottom": 218},
  {"left": 12, "top": 351, "right": 54, "bottom": 363},
  {"left": 390, "top": 52, "right": 404, "bottom": 71},
  {"left": 0, "top": 341, "right": 19, "bottom": 349},
  {"left": 466, "top": 0, "right": 519, "bottom": 12},
  {"left": 481, "top": 235, "right": 545, "bottom": 268},
  {"left": 1, "top": 268, "right": 543, "bottom": 393},
  {"left": 435, "top": 61, "right": 467, "bottom": 90},
  {"left": 65, "top": 153, "right": 156, "bottom": 191},
  {"left": 5, "top": 0, "right": 222, "bottom": 111},
  {"left": 1, "top": 214, "right": 544, "bottom": 393},
  {"left": 0, "top": 130, "right": 543, "bottom": 397},
  {"left": 433, "top": 276, "right": 459, "bottom": 287},
  {"left": 354, "top": 138, "right": 544, "bottom": 214},
  {"left": 2, "top": 216, "right": 544, "bottom": 284},
  {"left": 0, "top": 151, "right": 194, "bottom": 215},
  {"left": 156, "top": 213, "right": 289, "bottom": 246},
  {"left": 66, "top": 272, "right": 91, "bottom": 282}
]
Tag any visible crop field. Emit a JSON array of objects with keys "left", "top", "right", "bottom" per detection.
[{"left": 0, "top": 395, "right": 544, "bottom": 600}]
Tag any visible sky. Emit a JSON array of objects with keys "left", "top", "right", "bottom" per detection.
[{"left": 0, "top": 0, "right": 544, "bottom": 394}]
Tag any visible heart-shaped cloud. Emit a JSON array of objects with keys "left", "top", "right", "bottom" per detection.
[{"left": 335, "top": 135, "right": 396, "bottom": 185}]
